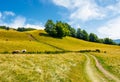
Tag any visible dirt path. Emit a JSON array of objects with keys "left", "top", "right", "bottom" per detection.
[
  {"left": 84, "top": 54, "right": 106, "bottom": 82},
  {"left": 90, "top": 55, "right": 120, "bottom": 82},
  {"left": 84, "top": 54, "right": 120, "bottom": 82}
]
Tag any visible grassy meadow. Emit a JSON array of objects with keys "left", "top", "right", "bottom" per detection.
[
  {"left": 0, "top": 29, "right": 119, "bottom": 53},
  {"left": 92, "top": 53, "right": 120, "bottom": 78},
  {"left": 0, "top": 53, "right": 88, "bottom": 82},
  {"left": 0, "top": 29, "right": 120, "bottom": 82}
]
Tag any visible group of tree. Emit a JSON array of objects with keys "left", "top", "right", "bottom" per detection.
[
  {"left": 0, "top": 26, "right": 10, "bottom": 30},
  {"left": 0, "top": 26, "right": 36, "bottom": 32},
  {"left": 45, "top": 20, "right": 70, "bottom": 38},
  {"left": 17, "top": 27, "right": 36, "bottom": 32},
  {"left": 45, "top": 20, "right": 117, "bottom": 45}
]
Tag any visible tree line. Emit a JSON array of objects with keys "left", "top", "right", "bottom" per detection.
[
  {"left": 45, "top": 20, "right": 117, "bottom": 45},
  {"left": 0, "top": 26, "right": 36, "bottom": 32}
]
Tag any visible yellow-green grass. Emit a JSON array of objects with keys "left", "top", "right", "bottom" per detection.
[
  {"left": 0, "top": 29, "right": 120, "bottom": 53},
  {"left": 0, "top": 30, "right": 33, "bottom": 41},
  {"left": 0, "top": 41, "right": 59, "bottom": 53},
  {"left": 0, "top": 29, "right": 120, "bottom": 82},
  {"left": 29, "top": 30, "right": 120, "bottom": 52},
  {"left": 92, "top": 53, "right": 120, "bottom": 78},
  {"left": 0, "top": 53, "right": 88, "bottom": 82},
  {"left": 0, "top": 30, "right": 60, "bottom": 53}
]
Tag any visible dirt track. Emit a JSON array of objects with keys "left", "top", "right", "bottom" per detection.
[{"left": 84, "top": 54, "right": 120, "bottom": 82}]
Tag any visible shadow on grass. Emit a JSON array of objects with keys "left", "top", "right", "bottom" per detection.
[{"left": 39, "top": 33, "right": 63, "bottom": 39}]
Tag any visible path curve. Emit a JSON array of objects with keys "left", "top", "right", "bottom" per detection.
[
  {"left": 90, "top": 55, "right": 120, "bottom": 82},
  {"left": 84, "top": 54, "right": 105, "bottom": 82}
]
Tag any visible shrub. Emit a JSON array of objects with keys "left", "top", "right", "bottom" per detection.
[
  {"left": 95, "top": 49, "right": 101, "bottom": 53},
  {"left": 3, "top": 51, "right": 9, "bottom": 54}
]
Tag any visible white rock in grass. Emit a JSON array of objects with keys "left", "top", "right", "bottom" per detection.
[{"left": 36, "top": 68, "right": 42, "bottom": 74}]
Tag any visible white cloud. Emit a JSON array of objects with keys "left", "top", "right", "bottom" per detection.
[
  {"left": 7, "top": 16, "right": 44, "bottom": 29},
  {"left": 52, "top": 0, "right": 105, "bottom": 21},
  {"left": 52, "top": 0, "right": 73, "bottom": 9},
  {"left": 4, "top": 11, "right": 15, "bottom": 16},
  {"left": 98, "top": 16, "right": 120, "bottom": 39},
  {"left": 52, "top": 0, "right": 120, "bottom": 39},
  {"left": 0, "top": 11, "right": 44, "bottom": 29},
  {"left": 9, "top": 16, "right": 26, "bottom": 28},
  {"left": 25, "top": 24, "right": 44, "bottom": 29},
  {"left": 52, "top": 0, "right": 120, "bottom": 22}
]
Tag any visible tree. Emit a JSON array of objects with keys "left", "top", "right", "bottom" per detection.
[
  {"left": 103, "top": 38, "right": 115, "bottom": 45},
  {"left": 6, "top": 27, "right": 10, "bottom": 30},
  {"left": 45, "top": 20, "right": 70, "bottom": 38},
  {"left": 0, "top": 26, "right": 6, "bottom": 29},
  {"left": 64, "top": 23, "right": 76, "bottom": 37},
  {"left": 17, "top": 27, "right": 36, "bottom": 32},
  {"left": 97, "top": 39, "right": 104, "bottom": 43},
  {"left": 17, "top": 27, "right": 25, "bottom": 32},
  {"left": 76, "top": 28, "right": 89, "bottom": 41},
  {"left": 89, "top": 33, "right": 98, "bottom": 42},
  {"left": 55, "top": 21, "right": 70, "bottom": 38},
  {"left": 70, "top": 27, "right": 76, "bottom": 37},
  {"left": 45, "top": 20, "right": 57, "bottom": 37},
  {"left": 76, "top": 28, "right": 83, "bottom": 39},
  {"left": 118, "top": 43, "right": 120, "bottom": 46},
  {"left": 0, "top": 26, "right": 10, "bottom": 30},
  {"left": 82, "top": 30, "right": 89, "bottom": 41}
]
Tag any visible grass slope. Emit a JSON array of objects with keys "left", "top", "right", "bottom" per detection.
[
  {"left": 92, "top": 53, "right": 120, "bottom": 79},
  {"left": 0, "top": 29, "right": 120, "bottom": 82},
  {"left": 27, "top": 30, "right": 120, "bottom": 52},
  {"left": 0, "top": 29, "right": 119, "bottom": 53},
  {"left": 0, "top": 53, "right": 87, "bottom": 82}
]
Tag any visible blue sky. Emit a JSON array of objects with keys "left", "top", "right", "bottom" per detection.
[{"left": 0, "top": 0, "right": 120, "bottom": 39}]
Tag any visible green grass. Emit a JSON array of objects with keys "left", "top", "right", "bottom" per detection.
[
  {"left": 0, "top": 29, "right": 119, "bottom": 53},
  {"left": 0, "top": 53, "right": 88, "bottom": 82},
  {"left": 0, "top": 29, "right": 120, "bottom": 82},
  {"left": 92, "top": 53, "right": 120, "bottom": 78},
  {"left": 28, "top": 30, "right": 120, "bottom": 52}
]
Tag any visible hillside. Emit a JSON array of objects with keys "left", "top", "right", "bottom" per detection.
[
  {"left": 0, "top": 29, "right": 119, "bottom": 53},
  {"left": 0, "top": 29, "right": 120, "bottom": 82}
]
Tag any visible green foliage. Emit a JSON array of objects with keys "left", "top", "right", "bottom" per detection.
[
  {"left": 44, "top": 20, "right": 117, "bottom": 45},
  {"left": 76, "top": 28, "right": 83, "bottom": 39},
  {"left": 64, "top": 23, "right": 76, "bottom": 37},
  {"left": 118, "top": 43, "right": 120, "bottom": 46},
  {"left": 45, "top": 20, "right": 70, "bottom": 38},
  {"left": 89, "top": 33, "right": 99, "bottom": 42},
  {"left": 82, "top": 30, "right": 89, "bottom": 41},
  {"left": 0, "top": 26, "right": 10, "bottom": 30},
  {"left": 17, "top": 27, "right": 36, "bottom": 32},
  {"left": 103, "top": 38, "right": 115, "bottom": 45},
  {"left": 97, "top": 39, "right": 104, "bottom": 43},
  {"left": 56, "top": 21, "right": 70, "bottom": 38},
  {"left": 0, "top": 26, "right": 6, "bottom": 29},
  {"left": 77, "top": 28, "right": 88, "bottom": 41},
  {"left": 70, "top": 27, "right": 76, "bottom": 37},
  {"left": 45, "top": 20, "right": 57, "bottom": 37}
]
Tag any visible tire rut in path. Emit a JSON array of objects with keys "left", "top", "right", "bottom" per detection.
[
  {"left": 84, "top": 54, "right": 105, "bottom": 82},
  {"left": 90, "top": 55, "right": 120, "bottom": 82}
]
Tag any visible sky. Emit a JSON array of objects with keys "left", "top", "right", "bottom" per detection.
[{"left": 0, "top": 0, "right": 120, "bottom": 39}]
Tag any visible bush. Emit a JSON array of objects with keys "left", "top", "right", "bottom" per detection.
[
  {"left": 95, "top": 49, "right": 101, "bottom": 53},
  {"left": 2, "top": 51, "right": 9, "bottom": 54},
  {"left": 17, "top": 27, "right": 36, "bottom": 32},
  {"left": 0, "top": 26, "right": 10, "bottom": 30}
]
